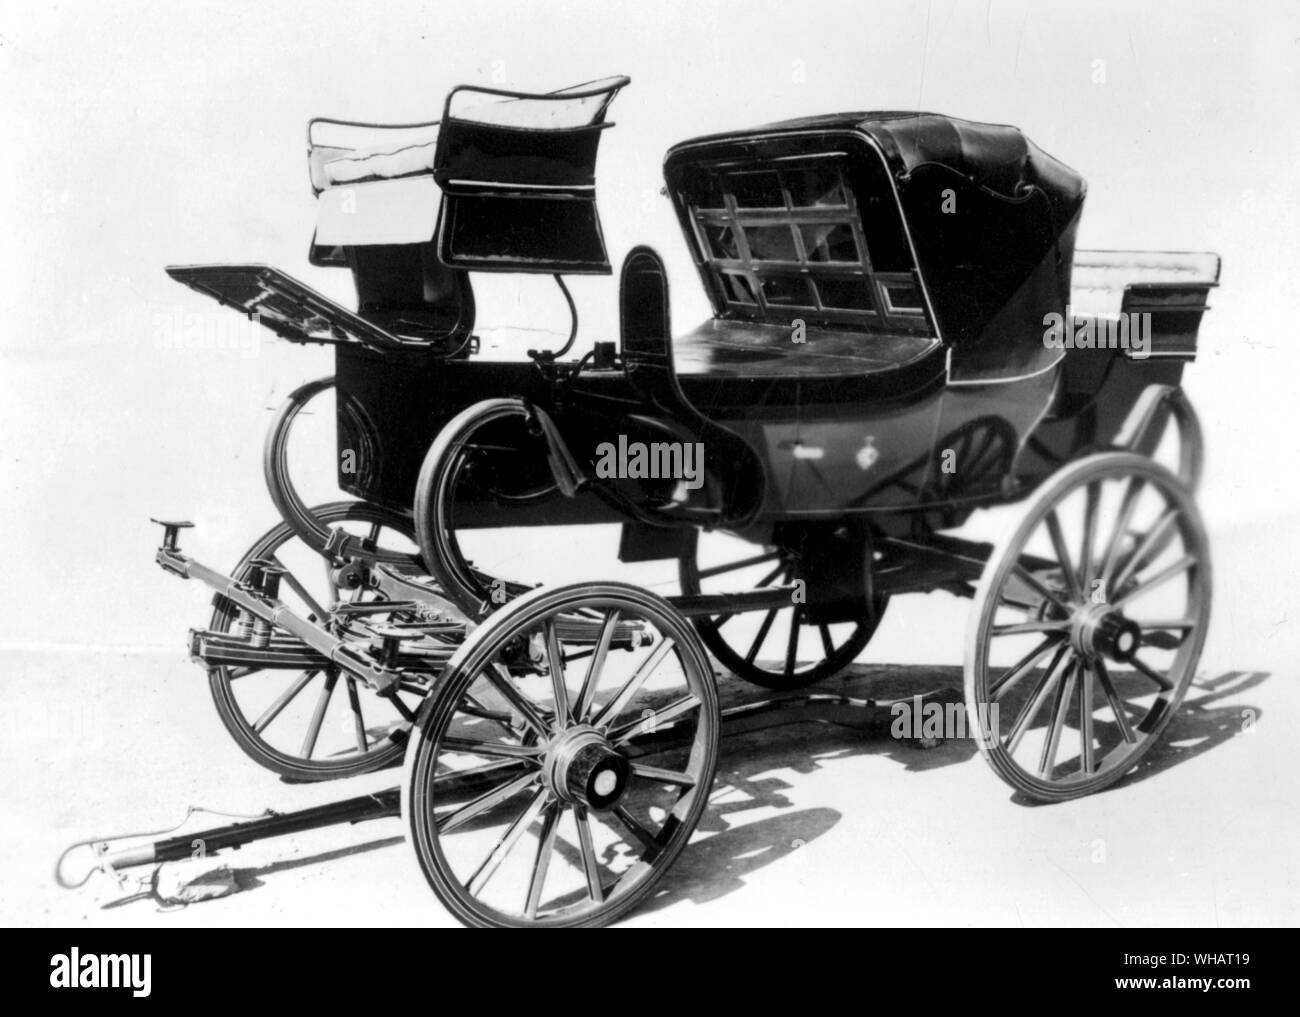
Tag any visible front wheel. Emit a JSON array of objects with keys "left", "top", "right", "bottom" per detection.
[
  {"left": 208, "top": 501, "right": 431, "bottom": 781},
  {"left": 404, "top": 581, "right": 719, "bottom": 928}
]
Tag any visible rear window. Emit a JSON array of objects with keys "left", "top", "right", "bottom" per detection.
[{"left": 683, "top": 156, "right": 930, "bottom": 332}]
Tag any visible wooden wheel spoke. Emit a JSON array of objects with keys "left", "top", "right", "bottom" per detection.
[
  {"left": 574, "top": 805, "right": 605, "bottom": 904},
  {"left": 992, "top": 619, "right": 1071, "bottom": 636},
  {"left": 1044, "top": 509, "right": 1082, "bottom": 602},
  {"left": 630, "top": 762, "right": 697, "bottom": 788},
  {"left": 1037, "top": 660, "right": 1078, "bottom": 778},
  {"left": 755, "top": 564, "right": 785, "bottom": 588},
  {"left": 299, "top": 670, "right": 338, "bottom": 759},
  {"left": 1005, "top": 646, "right": 1069, "bottom": 755},
  {"left": 1079, "top": 664, "right": 1096, "bottom": 774},
  {"left": 441, "top": 737, "right": 544, "bottom": 761},
  {"left": 576, "top": 610, "right": 619, "bottom": 722},
  {"left": 1094, "top": 658, "right": 1137, "bottom": 744},
  {"left": 989, "top": 636, "right": 1063, "bottom": 700},
  {"left": 611, "top": 806, "right": 662, "bottom": 862},
  {"left": 525, "top": 800, "right": 562, "bottom": 919},
  {"left": 1113, "top": 555, "right": 1196, "bottom": 609},
  {"left": 1080, "top": 481, "right": 1100, "bottom": 590},
  {"left": 1111, "top": 507, "right": 1181, "bottom": 593},
  {"left": 431, "top": 759, "right": 528, "bottom": 786},
  {"left": 465, "top": 787, "right": 548, "bottom": 896},
  {"left": 818, "top": 623, "right": 834, "bottom": 657},
  {"left": 591, "top": 638, "right": 676, "bottom": 728},
  {"left": 274, "top": 559, "right": 329, "bottom": 621},
  {"left": 544, "top": 621, "right": 571, "bottom": 728},
  {"left": 1098, "top": 477, "right": 1144, "bottom": 584},
  {"left": 784, "top": 605, "right": 803, "bottom": 680},
  {"left": 1129, "top": 654, "right": 1175, "bottom": 692},
  {"left": 485, "top": 663, "right": 551, "bottom": 737},
  {"left": 386, "top": 691, "right": 417, "bottom": 724},
  {"left": 439, "top": 770, "right": 539, "bottom": 834},
  {"left": 745, "top": 609, "right": 779, "bottom": 665},
  {"left": 460, "top": 694, "right": 516, "bottom": 727},
  {"left": 251, "top": 669, "right": 316, "bottom": 733},
  {"left": 609, "top": 695, "right": 701, "bottom": 744},
  {"left": 1011, "top": 564, "right": 1071, "bottom": 614}
]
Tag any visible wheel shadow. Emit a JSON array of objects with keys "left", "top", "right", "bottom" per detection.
[
  {"left": 1008, "top": 668, "right": 1270, "bottom": 806},
  {"left": 101, "top": 835, "right": 406, "bottom": 911},
  {"left": 98, "top": 667, "right": 1267, "bottom": 919}
]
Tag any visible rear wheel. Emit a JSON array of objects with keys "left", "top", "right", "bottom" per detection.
[
  {"left": 965, "top": 453, "right": 1211, "bottom": 801},
  {"left": 678, "top": 529, "right": 886, "bottom": 690}
]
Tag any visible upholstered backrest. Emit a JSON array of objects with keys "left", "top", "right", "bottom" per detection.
[{"left": 433, "top": 77, "right": 629, "bottom": 275}]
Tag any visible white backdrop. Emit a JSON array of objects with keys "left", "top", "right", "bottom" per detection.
[{"left": 2, "top": 0, "right": 1297, "bottom": 656}]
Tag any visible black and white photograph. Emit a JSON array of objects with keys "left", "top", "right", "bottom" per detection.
[{"left": 1, "top": 0, "right": 1295, "bottom": 970}]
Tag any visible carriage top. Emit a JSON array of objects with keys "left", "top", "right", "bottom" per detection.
[{"left": 166, "top": 75, "right": 1217, "bottom": 385}]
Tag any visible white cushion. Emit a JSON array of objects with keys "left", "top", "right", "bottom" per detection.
[{"left": 323, "top": 137, "right": 437, "bottom": 187}]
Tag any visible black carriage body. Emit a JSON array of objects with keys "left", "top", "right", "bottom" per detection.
[
  {"left": 166, "top": 87, "right": 1218, "bottom": 537},
  {"left": 333, "top": 111, "right": 1214, "bottom": 535}
]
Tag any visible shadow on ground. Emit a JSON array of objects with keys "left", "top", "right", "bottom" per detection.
[{"left": 97, "top": 664, "right": 1267, "bottom": 918}]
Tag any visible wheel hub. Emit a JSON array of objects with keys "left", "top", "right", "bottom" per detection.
[
  {"left": 1073, "top": 605, "right": 1142, "bottom": 663},
  {"left": 543, "top": 725, "right": 630, "bottom": 811}
]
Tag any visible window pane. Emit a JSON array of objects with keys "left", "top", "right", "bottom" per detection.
[
  {"left": 761, "top": 275, "right": 813, "bottom": 307},
  {"left": 723, "top": 273, "right": 757, "bottom": 304},
  {"left": 745, "top": 225, "right": 797, "bottom": 261},
  {"left": 881, "top": 280, "right": 924, "bottom": 313},
  {"left": 785, "top": 166, "right": 846, "bottom": 207},
  {"left": 729, "top": 171, "right": 785, "bottom": 208},
  {"left": 817, "top": 277, "right": 873, "bottom": 312},
  {"left": 800, "top": 223, "right": 858, "bottom": 263},
  {"left": 703, "top": 223, "right": 739, "bottom": 260}
]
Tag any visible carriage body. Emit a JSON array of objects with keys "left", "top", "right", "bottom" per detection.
[{"left": 314, "top": 107, "right": 1217, "bottom": 546}]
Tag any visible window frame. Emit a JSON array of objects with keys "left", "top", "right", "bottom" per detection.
[{"left": 686, "top": 154, "right": 931, "bottom": 334}]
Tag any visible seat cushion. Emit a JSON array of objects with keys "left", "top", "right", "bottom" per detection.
[{"left": 324, "top": 136, "right": 438, "bottom": 187}]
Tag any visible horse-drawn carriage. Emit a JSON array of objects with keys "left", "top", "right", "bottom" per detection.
[{"left": 83, "top": 76, "right": 1220, "bottom": 926}]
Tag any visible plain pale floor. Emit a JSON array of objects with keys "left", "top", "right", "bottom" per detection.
[{"left": 4, "top": 512, "right": 1295, "bottom": 929}]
